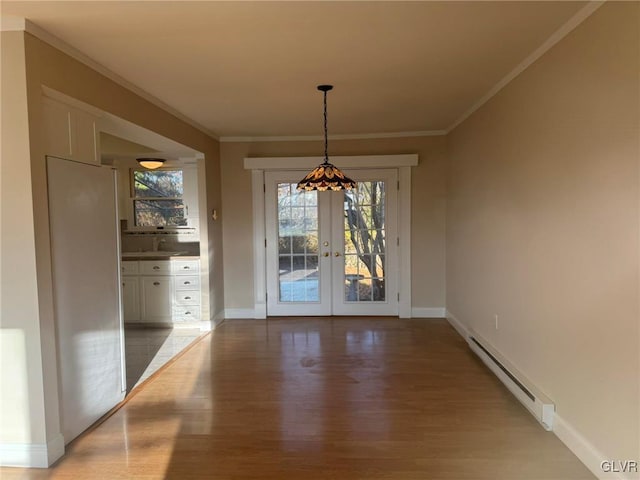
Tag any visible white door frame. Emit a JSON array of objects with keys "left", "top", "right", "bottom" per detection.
[{"left": 246, "top": 154, "right": 417, "bottom": 318}]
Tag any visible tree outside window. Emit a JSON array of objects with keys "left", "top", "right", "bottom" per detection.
[{"left": 132, "top": 169, "right": 186, "bottom": 227}]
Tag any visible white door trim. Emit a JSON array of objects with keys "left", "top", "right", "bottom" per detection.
[
  {"left": 251, "top": 169, "right": 267, "bottom": 319},
  {"left": 248, "top": 155, "right": 414, "bottom": 319}
]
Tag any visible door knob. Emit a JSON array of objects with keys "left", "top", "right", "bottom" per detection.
[{"left": 334, "top": 252, "right": 342, "bottom": 257}]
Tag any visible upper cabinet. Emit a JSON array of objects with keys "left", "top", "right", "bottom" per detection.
[
  {"left": 42, "top": 96, "right": 101, "bottom": 165},
  {"left": 182, "top": 164, "right": 199, "bottom": 221}
]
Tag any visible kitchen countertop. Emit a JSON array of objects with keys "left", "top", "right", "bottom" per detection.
[{"left": 121, "top": 252, "right": 200, "bottom": 261}]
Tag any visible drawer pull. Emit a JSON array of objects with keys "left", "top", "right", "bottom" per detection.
[
  {"left": 183, "top": 266, "right": 190, "bottom": 270},
  {"left": 183, "top": 281, "right": 191, "bottom": 285},
  {"left": 185, "top": 311, "right": 191, "bottom": 315},
  {"left": 153, "top": 266, "right": 160, "bottom": 270},
  {"left": 184, "top": 296, "right": 191, "bottom": 300},
  {"left": 153, "top": 281, "right": 160, "bottom": 286}
]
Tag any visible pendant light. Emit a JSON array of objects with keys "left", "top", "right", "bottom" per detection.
[
  {"left": 297, "top": 85, "right": 357, "bottom": 191},
  {"left": 136, "top": 157, "right": 165, "bottom": 170}
]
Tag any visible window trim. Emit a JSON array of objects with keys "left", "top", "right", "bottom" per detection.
[{"left": 129, "top": 167, "right": 187, "bottom": 230}]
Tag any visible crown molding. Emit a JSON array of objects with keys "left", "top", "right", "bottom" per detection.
[
  {"left": 220, "top": 130, "right": 447, "bottom": 143},
  {"left": 1, "top": 16, "right": 27, "bottom": 31},
  {"left": 4, "top": 0, "right": 605, "bottom": 142},
  {"left": 8, "top": 18, "right": 220, "bottom": 141},
  {"left": 446, "top": 0, "right": 606, "bottom": 134}
]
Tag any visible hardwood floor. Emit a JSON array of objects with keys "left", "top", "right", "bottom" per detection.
[{"left": 2, "top": 318, "right": 594, "bottom": 479}]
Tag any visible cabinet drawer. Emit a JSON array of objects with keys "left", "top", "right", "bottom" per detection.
[
  {"left": 174, "top": 290, "right": 200, "bottom": 306},
  {"left": 172, "top": 306, "right": 200, "bottom": 322},
  {"left": 121, "top": 261, "right": 139, "bottom": 275},
  {"left": 140, "top": 260, "right": 171, "bottom": 275},
  {"left": 172, "top": 259, "right": 200, "bottom": 274},
  {"left": 174, "top": 275, "right": 199, "bottom": 290}
]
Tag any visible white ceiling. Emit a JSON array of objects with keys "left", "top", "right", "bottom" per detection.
[{"left": 2, "top": 1, "right": 588, "bottom": 139}]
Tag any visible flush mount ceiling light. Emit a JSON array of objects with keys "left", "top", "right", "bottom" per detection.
[
  {"left": 297, "top": 85, "right": 357, "bottom": 192},
  {"left": 136, "top": 157, "right": 166, "bottom": 170}
]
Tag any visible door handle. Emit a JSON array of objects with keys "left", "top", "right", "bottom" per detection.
[{"left": 334, "top": 252, "right": 342, "bottom": 257}]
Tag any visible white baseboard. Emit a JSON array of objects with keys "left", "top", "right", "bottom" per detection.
[
  {"left": 554, "top": 414, "right": 638, "bottom": 480},
  {"left": 253, "top": 302, "right": 267, "bottom": 319},
  {"left": 445, "top": 309, "right": 470, "bottom": 339},
  {"left": 445, "top": 310, "right": 637, "bottom": 480},
  {"left": 223, "top": 308, "right": 255, "bottom": 319},
  {"left": 212, "top": 310, "right": 225, "bottom": 328},
  {"left": 0, "top": 433, "right": 64, "bottom": 468},
  {"left": 411, "top": 307, "right": 446, "bottom": 318}
]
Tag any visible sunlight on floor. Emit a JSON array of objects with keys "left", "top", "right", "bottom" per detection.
[{"left": 124, "top": 326, "right": 201, "bottom": 392}]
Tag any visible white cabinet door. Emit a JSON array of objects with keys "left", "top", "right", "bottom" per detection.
[
  {"left": 42, "top": 97, "right": 72, "bottom": 159},
  {"left": 42, "top": 96, "right": 99, "bottom": 165},
  {"left": 141, "top": 276, "right": 173, "bottom": 322},
  {"left": 121, "top": 277, "right": 140, "bottom": 323},
  {"left": 47, "top": 157, "right": 124, "bottom": 444},
  {"left": 182, "top": 165, "right": 199, "bottom": 219},
  {"left": 72, "top": 108, "right": 99, "bottom": 164}
]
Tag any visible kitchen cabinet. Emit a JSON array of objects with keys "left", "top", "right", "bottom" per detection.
[
  {"left": 182, "top": 165, "right": 199, "bottom": 223},
  {"left": 140, "top": 275, "right": 173, "bottom": 323},
  {"left": 121, "top": 277, "right": 140, "bottom": 322},
  {"left": 121, "top": 258, "right": 201, "bottom": 324},
  {"left": 42, "top": 96, "right": 100, "bottom": 165}
]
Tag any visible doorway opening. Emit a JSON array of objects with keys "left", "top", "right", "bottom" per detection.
[{"left": 247, "top": 154, "right": 416, "bottom": 319}]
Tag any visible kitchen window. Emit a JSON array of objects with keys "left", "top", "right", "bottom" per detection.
[{"left": 131, "top": 169, "right": 187, "bottom": 227}]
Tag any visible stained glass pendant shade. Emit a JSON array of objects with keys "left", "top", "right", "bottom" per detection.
[{"left": 297, "top": 85, "right": 357, "bottom": 192}]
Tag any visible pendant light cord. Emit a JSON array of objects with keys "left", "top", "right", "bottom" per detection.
[{"left": 323, "top": 89, "right": 329, "bottom": 164}]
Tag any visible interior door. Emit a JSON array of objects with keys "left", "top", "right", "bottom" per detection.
[{"left": 265, "top": 169, "right": 399, "bottom": 316}]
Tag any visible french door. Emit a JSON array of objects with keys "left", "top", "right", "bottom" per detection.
[{"left": 265, "top": 169, "right": 398, "bottom": 316}]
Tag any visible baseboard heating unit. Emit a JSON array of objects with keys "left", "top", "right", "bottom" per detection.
[{"left": 467, "top": 331, "right": 555, "bottom": 431}]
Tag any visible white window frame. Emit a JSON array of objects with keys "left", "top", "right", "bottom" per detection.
[{"left": 128, "top": 167, "right": 186, "bottom": 231}]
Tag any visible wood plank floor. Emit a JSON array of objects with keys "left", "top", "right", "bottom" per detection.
[{"left": 2, "top": 318, "right": 594, "bottom": 480}]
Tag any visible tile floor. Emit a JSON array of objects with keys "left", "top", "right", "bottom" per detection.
[{"left": 124, "top": 326, "right": 203, "bottom": 392}]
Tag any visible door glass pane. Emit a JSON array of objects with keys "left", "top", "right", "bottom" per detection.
[
  {"left": 343, "top": 181, "right": 386, "bottom": 302},
  {"left": 277, "top": 183, "right": 319, "bottom": 303}
]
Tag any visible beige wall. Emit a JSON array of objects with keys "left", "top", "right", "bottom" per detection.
[
  {"left": 0, "top": 31, "right": 224, "bottom": 452},
  {"left": 220, "top": 136, "right": 447, "bottom": 312},
  {"left": 0, "top": 31, "right": 52, "bottom": 447},
  {"left": 446, "top": 1, "right": 639, "bottom": 461},
  {"left": 23, "top": 32, "right": 225, "bottom": 323}
]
